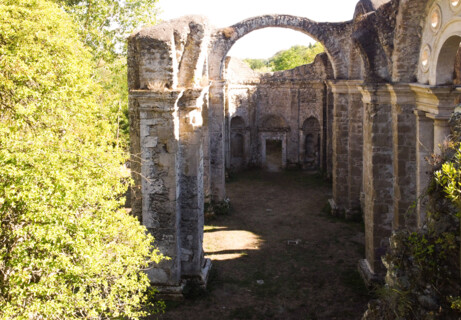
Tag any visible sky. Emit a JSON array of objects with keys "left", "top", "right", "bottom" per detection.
[{"left": 157, "top": 0, "right": 360, "bottom": 59}]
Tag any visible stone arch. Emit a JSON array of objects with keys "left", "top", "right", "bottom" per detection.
[
  {"left": 351, "top": 0, "right": 397, "bottom": 82},
  {"left": 208, "top": 14, "right": 353, "bottom": 80},
  {"left": 391, "top": 0, "right": 431, "bottom": 82},
  {"left": 415, "top": 0, "right": 461, "bottom": 85},
  {"left": 429, "top": 18, "right": 461, "bottom": 85}
]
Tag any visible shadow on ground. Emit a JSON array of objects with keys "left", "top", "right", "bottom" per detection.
[{"left": 153, "top": 169, "right": 370, "bottom": 320}]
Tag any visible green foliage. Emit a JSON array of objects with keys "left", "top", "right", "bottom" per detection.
[
  {"left": 51, "top": 0, "right": 162, "bottom": 148},
  {"left": 366, "top": 141, "right": 461, "bottom": 319},
  {"left": 269, "top": 43, "right": 324, "bottom": 71},
  {"left": 243, "top": 58, "right": 271, "bottom": 72},
  {"left": 54, "top": 0, "right": 160, "bottom": 62},
  {"left": 450, "top": 297, "right": 461, "bottom": 312},
  {"left": 0, "top": 0, "right": 164, "bottom": 318},
  {"left": 96, "top": 58, "right": 130, "bottom": 146},
  {"left": 243, "top": 43, "right": 324, "bottom": 72},
  {"left": 435, "top": 145, "right": 461, "bottom": 212}
]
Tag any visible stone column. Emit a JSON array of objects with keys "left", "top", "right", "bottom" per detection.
[
  {"left": 209, "top": 80, "right": 226, "bottom": 201},
  {"left": 130, "top": 90, "right": 184, "bottom": 298},
  {"left": 178, "top": 89, "right": 211, "bottom": 286},
  {"left": 328, "top": 81, "right": 350, "bottom": 213},
  {"left": 431, "top": 116, "right": 451, "bottom": 154},
  {"left": 346, "top": 81, "right": 364, "bottom": 218},
  {"left": 389, "top": 85, "right": 417, "bottom": 230},
  {"left": 414, "top": 110, "right": 433, "bottom": 228},
  {"left": 358, "top": 84, "right": 394, "bottom": 280}
]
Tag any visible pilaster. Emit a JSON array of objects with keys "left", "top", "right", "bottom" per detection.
[{"left": 358, "top": 84, "right": 394, "bottom": 278}]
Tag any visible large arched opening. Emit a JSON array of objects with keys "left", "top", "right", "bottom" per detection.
[{"left": 206, "top": 17, "right": 338, "bottom": 190}]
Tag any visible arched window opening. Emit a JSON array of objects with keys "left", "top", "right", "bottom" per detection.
[
  {"left": 231, "top": 116, "right": 245, "bottom": 130},
  {"left": 436, "top": 36, "right": 461, "bottom": 85}
]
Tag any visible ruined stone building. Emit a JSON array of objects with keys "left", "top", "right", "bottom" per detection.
[{"left": 128, "top": 0, "right": 461, "bottom": 298}]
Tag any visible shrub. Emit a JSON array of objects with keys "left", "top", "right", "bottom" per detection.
[{"left": 0, "top": 0, "right": 164, "bottom": 318}]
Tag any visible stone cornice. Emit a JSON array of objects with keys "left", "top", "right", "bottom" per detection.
[
  {"left": 358, "top": 83, "right": 416, "bottom": 105},
  {"left": 326, "top": 80, "right": 356, "bottom": 94},
  {"left": 410, "top": 83, "right": 460, "bottom": 117}
]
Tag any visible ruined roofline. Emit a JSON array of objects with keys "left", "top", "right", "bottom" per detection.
[{"left": 128, "top": 15, "right": 213, "bottom": 41}]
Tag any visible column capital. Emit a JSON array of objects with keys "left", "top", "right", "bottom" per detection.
[{"left": 130, "top": 90, "right": 184, "bottom": 112}]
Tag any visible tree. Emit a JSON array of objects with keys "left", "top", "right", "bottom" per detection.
[
  {"left": 243, "top": 43, "right": 324, "bottom": 72},
  {"left": 0, "top": 0, "right": 164, "bottom": 318},
  {"left": 243, "top": 58, "right": 270, "bottom": 71},
  {"left": 50, "top": 0, "right": 161, "bottom": 148},
  {"left": 269, "top": 43, "right": 324, "bottom": 71},
  {"left": 54, "top": 0, "right": 161, "bottom": 62}
]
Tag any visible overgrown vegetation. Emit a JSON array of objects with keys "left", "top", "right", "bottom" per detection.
[
  {"left": 0, "top": 0, "right": 164, "bottom": 318},
  {"left": 364, "top": 114, "right": 461, "bottom": 319},
  {"left": 243, "top": 43, "right": 324, "bottom": 72},
  {"left": 52, "top": 0, "right": 161, "bottom": 147}
]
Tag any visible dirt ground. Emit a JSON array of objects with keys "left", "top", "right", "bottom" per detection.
[{"left": 155, "top": 170, "right": 370, "bottom": 320}]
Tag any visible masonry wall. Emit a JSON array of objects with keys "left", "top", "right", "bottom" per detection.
[{"left": 224, "top": 54, "right": 332, "bottom": 171}]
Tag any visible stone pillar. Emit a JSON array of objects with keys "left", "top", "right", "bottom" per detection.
[
  {"left": 202, "top": 92, "right": 212, "bottom": 204},
  {"left": 328, "top": 81, "right": 350, "bottom": 212},
  {"left": 209, "top": 80, "right": 226, "bottom": 201},
  {"left": 325, "top": 84, "right": 334, "bottom": 179},
  {"left": 431, "top": 116, "right": 451, "bottom": 154},
  {"left": 130, "top": 91, "right": 184, "bottom": 298},
  {"left": 358, "top": 84, "right": 394, "bottom": 280},
  {"left": 410, "top": 84, "right": 461, "bottom": 226},
  {"left": 178, "top": 89, "right": 211, "bottom": 286},
  {"left": 389, "top": 85, "right": 417, "bottom": 230},
  {"left": 346, "top": 81, "right": 364, "bottom": 217},
  {"left": 414, "top": 110, "right": 433, "bottom": 228}
]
